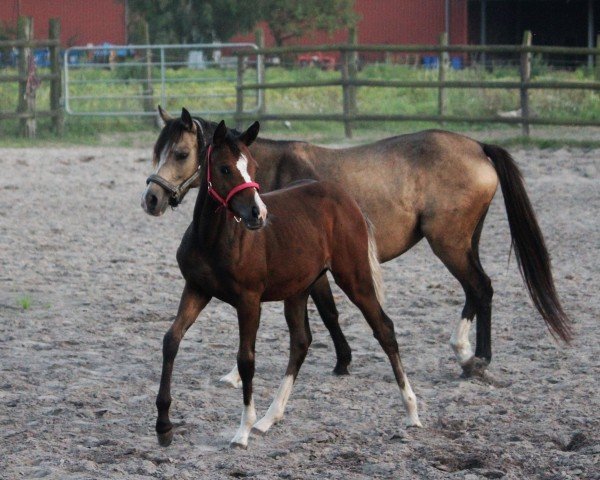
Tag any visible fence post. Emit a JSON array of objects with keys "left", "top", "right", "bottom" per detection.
[
  {"left": 255, "top": 29, "right": 265, "bottom": 120},
  {"left": 341, "top": 49, "right": 353, "bottom": 138},
  {"left": 520, "top": 30, "right": 532, "bottom": 137},
  {"left": 236, "top": 55, "right": 245, "bottom": 130},
  {"left": 142, "top": 21, "right": 155, "bottom": 123},
  {"left": 49, "top": 18, "right": 63, "bottom": 135},
  {"left": 438, "top": 32, "right": 448, "bottom": 119},
  {"left": 348, "top": 27, "right": 358, "bottom": 123},
  {"left": 595, "top": 34, "right": 600, "bottom": 81},
  {"left": 17, "top": 16, "right": 35, "bottom": 138}
]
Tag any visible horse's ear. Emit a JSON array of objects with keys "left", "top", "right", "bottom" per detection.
[
  {"left": 157, "top": 105, "right": 172, "bottom": 126},
  {"left": 213, "top": 120, "right": 227, "bottom": 146},
  {"left": 239, "top": 121, "right": 260, "bottom": 146},
  {"left": 181, "top": 107, "right": 194, "bottom": 131}
]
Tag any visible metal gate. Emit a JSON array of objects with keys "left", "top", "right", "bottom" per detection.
[{"left": 63, "top": 43, "right": 262, "bottom": 117}]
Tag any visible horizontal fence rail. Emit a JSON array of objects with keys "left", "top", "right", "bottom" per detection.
[
  {"left": 232, "top": 32, "right": 600, "bottom": 137},
  {"left": 63, "top": 42, "right": 262, "bottom": 117}
]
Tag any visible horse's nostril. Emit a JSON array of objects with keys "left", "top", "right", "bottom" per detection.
[
  {"left": 251, "top": 206, "right": 260, "bottom": 219},
  {"left": 148, "top": 193, "right": 158, "bottom": 210}
]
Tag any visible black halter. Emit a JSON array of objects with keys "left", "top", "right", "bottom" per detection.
[{"left": 146, "top": 169, "right": 200, "bottom": 207}]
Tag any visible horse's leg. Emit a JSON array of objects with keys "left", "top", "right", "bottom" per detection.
[
  {"left": 252, "top": 292, "right": 312, "bottom": 435},
  {"left": 426, "top": 212, "right": 494, "bottom": 377},
  {"left": 219, "top": 364, "right": 242, "bottom": 389},
  {"left": 156, "top": 283, "right": 211, "bottom": 447},
  {"left": 230, "top": 297, "right": 261, "bottom": 449},
  {"left": 331, "top": 265, "right": 422, "bottom": 428},
  {"left": 310, "top": 274, "right": 352, "bottom": 375},
  {"left": 219, "top": 275, "right": 349, "bottom": 386}
]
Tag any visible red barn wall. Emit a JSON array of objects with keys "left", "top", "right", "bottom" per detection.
[
  {"left": 0, "top": 0, "right": 126, "bottom": 46},
  {"left": 233, "top": 0, "right": 467, "bottom": 47}
]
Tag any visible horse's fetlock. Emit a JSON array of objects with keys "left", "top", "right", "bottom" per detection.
[
  {"left": 156, "top": 418, "right": 173, "bottom": 434},
  {"left": 156, "top": 396, "right": 171, "bottom": 411}
]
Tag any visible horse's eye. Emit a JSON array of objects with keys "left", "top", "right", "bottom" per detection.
[
  {"left": 220, "top": 166, "right": 231, "bottom": 175},
  {"left": 175, "top": 151, "right": 188, "bottom": 160}
]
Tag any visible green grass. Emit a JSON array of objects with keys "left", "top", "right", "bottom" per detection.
[
  {"left": 17, "top": 295, "right": 32, "bottom": 310},
  {"left": 0, "top": 62, "right": 598, "bottom": 146}
]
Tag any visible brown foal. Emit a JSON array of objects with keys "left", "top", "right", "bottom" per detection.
[{"left": 155, "top": 118, "right": 421, "bottom": 449}]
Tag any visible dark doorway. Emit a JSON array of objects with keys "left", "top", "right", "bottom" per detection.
[{"left": 468, "top": 0, "right": 599, "bottom": 66}]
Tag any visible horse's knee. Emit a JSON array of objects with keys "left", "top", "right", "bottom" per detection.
[
  {"left": 162, "top": 329, "right": 181, "bottom": 359},
  {"left": 295, "top": 338, "right": 311, "bottom": 356},
  {"left": 475, "top": 276, "right": 493, "bottom": 304},
  {"left": 237, "top": 352, "right": 255, "bottom": 381},
  {"left": 372, "top": 313, "right": 399, "bottom": 352}
]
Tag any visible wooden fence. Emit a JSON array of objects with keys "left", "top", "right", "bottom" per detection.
[
  {"left": 234, "top": 31, "right": 600, "bottom": 138},
  {"left": 0, "top": 17, "right": 62, "bottom": 138}
]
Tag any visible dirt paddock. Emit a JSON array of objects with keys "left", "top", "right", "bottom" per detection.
[{"left": 0, "top": 143, "right": 598, "bottom": 479}]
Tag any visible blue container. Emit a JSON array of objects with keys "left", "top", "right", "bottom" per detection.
[
  {"left": 33, "top": 49, "right": 50, "bottom": 68},
  {"left": 422, "top": 55, "right": 438, "bottom": 69},
  {"left": 451, "top": 56, "right": 463, "bottom": 70}
]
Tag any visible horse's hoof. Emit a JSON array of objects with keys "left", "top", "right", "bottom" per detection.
[
  {"left": 460, "top": 357, "right": 489, "bottom": 378},
  {"left": 333, "top": 364, "right": 350, "bottom": 376},
  {"left": 404, "top": 417, "right": 423, "bottom": 428},
  {"left": 251, "top": 425, "right": 268, "bottom": 437},
  {"left": 157, "top": 429, "right": 173, "bottom": 447},
  {"left": 229, "top": 440, "right": 248, "bottom": 450},
  {"left": 219, "top": 375, "right": 243, "bottom": 389}
]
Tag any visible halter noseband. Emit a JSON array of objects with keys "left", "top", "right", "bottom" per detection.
[
  {"left": 205, "top": 144, "right": 260, "bottom": 211},
  {"left": 146, "top": 170, "right": 200, "bottom": 207}
]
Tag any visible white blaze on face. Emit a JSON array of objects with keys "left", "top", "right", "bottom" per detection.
[
  {"left": 236, "top": 153, "right": 267, "bottom": 221},
  {"left": 154, "top": 143, "right": 170, "bottom": 173},
  {"left": 141, "top": 143, "right": 171, "bottom": 213},
  {"left": 450, "top": 318, "right": 474, "bottom": 365}
]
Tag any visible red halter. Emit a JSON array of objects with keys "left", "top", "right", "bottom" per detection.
[{"left": 206, "top": 144, "right": 260, "bottom": 211}]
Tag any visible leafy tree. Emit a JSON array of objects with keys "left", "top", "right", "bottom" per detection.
[
  {"left": 257, "top": 0, "right": 358, "bottom": 47},
  {"left": 125, "top": 0, "right": 259, "bottom": 44},
  {"left": 125, "top": 0, "right": 357, "bottom": 46}
]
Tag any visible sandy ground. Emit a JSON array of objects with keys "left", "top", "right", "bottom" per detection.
[{"left": 0, "top": 143, "right": 598, "bottom": 479}]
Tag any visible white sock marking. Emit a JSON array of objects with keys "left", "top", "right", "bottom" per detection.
[
  {"left": 230, "top": 398, "right": 256, "bottom": 448},
  {"left": 253, "top": 375, "right": 294, "bottom": 434},
  {"left": 219, "top": 364, "right": 242, "bottom": 389},
  {"left": 400, "top": 374, "right": 422, "bottom": 428},
  {"left": 450, "top": 318, "right": 474, "bottom": 365}
]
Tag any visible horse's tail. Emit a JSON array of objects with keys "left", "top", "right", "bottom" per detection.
[
  {"left": 482, "top": 143, "right": 572, "bottom": 343},
  {"left": 365, "top": 216, "right": 385, "bottom": 305}
]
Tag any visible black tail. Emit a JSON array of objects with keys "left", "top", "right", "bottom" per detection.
[{"left": 482, "top": 143, "right": 572, "bottom": 343}]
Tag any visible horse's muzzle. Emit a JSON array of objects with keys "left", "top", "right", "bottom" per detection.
[
  {"left": 141, "top": 183, "right": 170, "bottom": 216},
  {"left": 243, "top": 217, "right": 265, "bottom": 230}
]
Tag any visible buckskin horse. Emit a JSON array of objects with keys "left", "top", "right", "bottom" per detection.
[
  {"left": 142, "top": 107, "right": 571, "bottom": 385},
  {"left": 154, "top": 119, "right": 422, "bottom": 448}
]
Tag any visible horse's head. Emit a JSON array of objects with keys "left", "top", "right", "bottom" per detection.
[
  {"left": 141, "top": 106, "right": 209, "bottom": 216},
  {"left": 207, "top": 120, "right": 267, "bottom": 230}
]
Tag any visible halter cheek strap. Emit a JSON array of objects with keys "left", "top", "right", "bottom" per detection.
[{"left": 206, "top": 144, "right": 261, "bottom": 211}]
